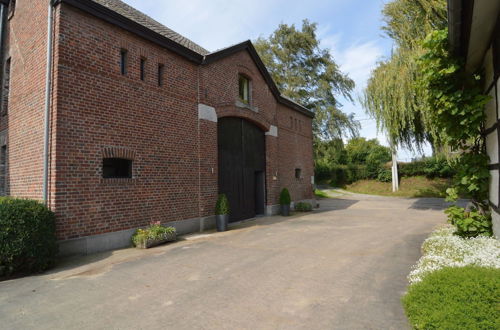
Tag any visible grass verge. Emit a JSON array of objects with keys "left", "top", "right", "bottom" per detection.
[
  {"left": 345, "top": 176, "right": 450, "bottom": 198},
  {"left": 403, "top": 266, "right": 500, "bottom": 330},
  {"left": 314, "top": 189, "right": 330, "bottom": 199}
]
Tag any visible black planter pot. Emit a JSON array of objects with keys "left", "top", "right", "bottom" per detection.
[
  {"left": 216, "top": 214, "right": 229, "bottom": 232},
  {"left": 281, "top": 204, "right": 290, "bottom": 216}
]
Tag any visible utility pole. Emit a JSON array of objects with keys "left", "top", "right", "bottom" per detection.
[{"left": 391, "top": 148, "right": 399, "bottom": 192}]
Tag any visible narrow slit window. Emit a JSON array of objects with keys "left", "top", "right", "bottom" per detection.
[
  {"left": 0, "top": 145, "right": 7, "bottom": 196},
  {"left": 1, "top": 58, "right": 11, "bottom": 116},
  {"left": 103, "top": 158, "right": 132, "bottom": 179},
  {"left": 295, "top": 168, "right": 302, "bottom": 179},
  {"left": 140, "top": 58, "right": 146, "bottom": 81},
  {"left": 238, "top": 75, "right": 250, "bottom": 103},
  {"left": 158, "top": 64, "right": 164, "bottom": 86},
  {"left": 120, "top": 49, "right": 128, "bottom": 75}
]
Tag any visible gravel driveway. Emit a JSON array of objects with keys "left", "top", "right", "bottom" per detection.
[{"left": 0, "top": 193, "right": 452, "bottom": 329}]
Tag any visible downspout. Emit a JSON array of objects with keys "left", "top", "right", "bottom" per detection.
[
  {"left": 0, "top": 4, "right": 5, "bottom": 64},
  {"left": 42, "top": 0, "right": 55, "bottom": 204}
]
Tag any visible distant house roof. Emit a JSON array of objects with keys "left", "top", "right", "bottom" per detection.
[{"left": 55, "top": 0, "right": 314, "bottom": 118}]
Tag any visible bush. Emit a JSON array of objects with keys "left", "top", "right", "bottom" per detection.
[
  {"left": 445, "top": 206, "right": 492, "bottom": 238},
  {"left": 215, "top": 194, "right": 230, "bottom": 215},
  {"left": 399, "top": 157, "right": 454, "bottom": 179},
  {"left": 377, "top": 168, "right": 392, "bottom": 182},
  {"left": 279, "top": 188, "right": 291, "bottom": 205},
  {"left": 403, "top": 266, "right": 500, "bottom": 330},
  {"left": 0, "top": 197, "right": 58, "bottom": 276},
  {"left": 132, "top": 222, "right": 176, "bottom": 247},
  {"left": 315, "top": 163, "right": 370, "bottom": 187},
  {"left": 294, "top": 202, "right": 312, "bottom": 212},
  {"left": 408, "top": 225, "right": 499, "bottom": 284}
]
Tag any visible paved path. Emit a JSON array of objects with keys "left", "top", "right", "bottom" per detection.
[{"left": 0, "top": 194, "right": 452, "bottom": 329}]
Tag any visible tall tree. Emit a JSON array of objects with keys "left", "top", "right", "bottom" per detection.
[
  {"left": 363, "top": 0, "right": 447, "bottom": 151},
  {"left": 254, "top": 20, "right": 359, "bottom": 140}
]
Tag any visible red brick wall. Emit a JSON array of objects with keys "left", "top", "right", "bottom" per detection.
[
  {"left": 199, "top": 51, "right": 313, "bottom": 207},
  {"left": 5, "top": 2, "right": 314, "bottom": 241},
  {"left": 277, "top": 104, "right": 314, "bottom": 204},
  {"left": 0, "top": 0, "right": 52, "bottom": 199},
  {"left": 53, "top": 4, "right": 201, "bottom": 239}
]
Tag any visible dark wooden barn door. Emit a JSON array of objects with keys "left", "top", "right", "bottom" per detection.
[{"left": 218, "top": 118, "right": 265, "bottom": 222}]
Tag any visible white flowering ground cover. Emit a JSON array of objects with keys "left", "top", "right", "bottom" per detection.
[{"left": 408, "top": 225, "right": 500, "bottom": 284}]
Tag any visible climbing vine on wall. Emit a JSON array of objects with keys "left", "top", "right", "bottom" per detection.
[{"left": 418, "top": 29, "right": 492, "bottom": 236}]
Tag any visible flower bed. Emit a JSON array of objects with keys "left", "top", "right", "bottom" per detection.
[
  {"left": 132, "top": 222, "right": 176, "bottom": 249},
  {"left": 408, "top": 225, "right": 500, "bottom": 284}
]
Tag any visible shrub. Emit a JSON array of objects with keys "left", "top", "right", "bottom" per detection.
[
  {"left": 0, "top": 197, "right": 58, "bottom": 276},
  {"left": 215, "top": 194, "right": 230, "bottom": 215},
  {"left": 445, "top": 206, "right": 492, "bottom": 238},
  {"left": 408, "top": 225, "right": 499, "bottom": 284},
  {"left": 294, "top": 202, "right": 312, "bottom": 212},
  {"left": 403, "top": 266, "right": 500, "bottom": 330},
  {"left": 132, "top": 222, "right": 176, "bottom": 247},
  {"left": 399, "top": 157, "right": 454, "bottom": 179},
  {"left": 377, "top": 168, "right": 392, "bottom": 182},
  {"left": 279, "top": 188, "right": 291, "bottom": 205}
]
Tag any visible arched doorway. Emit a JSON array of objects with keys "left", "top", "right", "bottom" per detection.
[{"left": 218, "top": 117, "right": 266, "bottom": 222}]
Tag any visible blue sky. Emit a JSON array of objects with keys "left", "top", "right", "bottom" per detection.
[{"left": 123, "top": 0, "right": 430, "bottom": 160}]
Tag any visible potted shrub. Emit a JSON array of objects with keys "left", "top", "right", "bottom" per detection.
[
  {"left": 215, "top": 194, "right": 230, "bottom": 232},
  {"left": 280, "top": 188, "right": 291, "bottom": 216},
  {"left": 132, "top": 221, "right": 176, "bottom": 249}
]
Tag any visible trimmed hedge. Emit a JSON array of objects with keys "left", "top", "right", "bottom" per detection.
[
  {"left": 403, "top": 266, "right": 500, "bottom": 330},
  {"left": 398, "top": 157, "right": 453, "bottom": 179},
  {"left": 315, "top": 163, "right": 370, "bottom": 187},
  {"left": 0, "top": 197, "right": 58, "bottom": 276}
]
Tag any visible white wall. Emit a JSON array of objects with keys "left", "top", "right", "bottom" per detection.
[{"left": 483, "top": 44, "right": 500, "bottom": 237}]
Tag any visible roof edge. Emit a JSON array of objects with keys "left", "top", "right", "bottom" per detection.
[
  {"left": 55, "top": 0, "right": 313, "bottom": 118},
  {"left": 447, "top": 0, "right": 474, "bottom": 60},
  {"left": 204, "top": 41, "right": 314, "bottom": 118},
  {"left": 57, "top": 0, "right": 204, "bottom": 63}
]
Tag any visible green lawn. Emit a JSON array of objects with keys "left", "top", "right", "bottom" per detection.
[
  {"left": 344, "top": 176, "right": 450, "bottom": 198},
  {"left": 314, "top": 189, "right": 331, "bottom": 198}
]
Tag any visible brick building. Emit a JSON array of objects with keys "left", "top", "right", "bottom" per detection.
[{"left": 0, "top": 0, "right": 314, "bottom": 254}]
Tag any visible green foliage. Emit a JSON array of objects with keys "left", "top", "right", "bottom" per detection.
[
  {"left": 314, "top": 189, "right": 330, "bottom": 199},
  {"left": 314, "top": 138, "right": 347, "bottom": 165},
  {"left": 315, "top": 163, "right": 370, "bottom": 187},
  {"left": 399, "top": 157, "right": 454, "bottom": 179},
  {"left": 403, "top": 266, "right": 500, "bottom": 330},
  {"left": 0, "top": 197, "right": 58, "bottom": 276},
  {"left": 363, "top": 0, "right": 448, "bottom": 150},
  {"left": 345, "top": 137, "right": 391, "bottom": 178},
  {"left": 132, "top": 222, "right": 176, "bottom": 247},
  {"left": 418, "top": 28, "right": 492, "bottom": 235},
  {"left": 215, "top": 194, "right": 230, "bottom": 215},
  {"left": 254, "top": 20, "right": 359, "bottom": 140},
  {"left": 294, "top": 202, "right": 313, "bottom": 212},
  {"left": 377, "top": 168, "right": 392, "bottom": 182},
  {"left": 445, "top": 206, "right": 493, "bottom": 238},
  {"left": 419, "top": 29, "right": 490, "bottom": 151},
  {"left": 279, "top": 188, "right": 291, "bottom": 205},
  {"left": 449, "top": 153, "right": 490, "bottom": 203}
]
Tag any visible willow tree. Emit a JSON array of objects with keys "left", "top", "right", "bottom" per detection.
[
  {"left": 363, "top": 0, "right": 447, "bottom": 151},
  {"left": 255, "top": 20, "right": 359, "bottom": 140}
]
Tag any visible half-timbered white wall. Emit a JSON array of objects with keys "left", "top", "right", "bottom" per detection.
[{"left": 483, "top": 28, "right": 500, "bottom": 237}]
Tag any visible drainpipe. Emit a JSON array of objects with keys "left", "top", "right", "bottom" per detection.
[
  {"left": 42, "top": 0, "right": 55, "bottom": 204},
  {"left": 0, "top": 4, "right": 5, "bottom": 64}
]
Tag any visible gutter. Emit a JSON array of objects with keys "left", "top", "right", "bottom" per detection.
[{"left": 42, "top": 0, "right": 56, "bottom": 204}]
